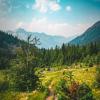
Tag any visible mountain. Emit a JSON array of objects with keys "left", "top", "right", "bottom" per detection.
[
  {"left": 70, "top": 21, "right": 100, "bottom": 45},
  {"left": 8, "top": 28, "right": 75, "bottom": 48},
  {"left": 0, "top": 30, "right": 21, "bottom": 49},
  {"left": 0, "top": 31, "right": 22, "bottom": 69}
]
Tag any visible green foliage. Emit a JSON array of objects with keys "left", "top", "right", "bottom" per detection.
[
  {"left": 94, "top": 66, "right": 100, "bottom": 88},
  {"left": 0, "top": 30, "right": 99, "bottom": 69},
  {"left": 0, "top": 92, "right": 19, "bottom": 100},
  {"left": 0, "top": 31, "right": 23, "bottom": 69},
  {"left": 63, "top": 71, "right": 74, "bottom": 84},
  {"left": 57, "top": 93, "right": 70, "bottom": 100},
  {"left": 0, "top": 48, "right": 12, "bottom": 69},
  {"left": 55, "top": 79, "right": 69, "bottom": 100},
  {"left": 89, "top": 62, "right": 93, "bottom": 67},
  {"left": 38, "top": 42, "right": 100, "bottom": 68},
  {"left": 77, "top": 83, "right": 93, "bottom": 100},
  {"left": 11, "top": 66, "right": 39, "bottom": 92},
  {"left": 55, "top": 78, "right": 94, "bottom": 100},
  {"left": 0, "top": 31, "right": 20, "bottom": 49},
  {"left": 10, "top": 35, "right": 40, "bottom": 92},
  {"left": 55, "top": 79, "right": 67, "bottom": 94},
  {"left": 0, "top": 80, "right": 9, "bottom": 92}
]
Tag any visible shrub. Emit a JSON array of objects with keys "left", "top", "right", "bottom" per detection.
[
  {"left": 63, "top": 71, "right": 74, "bottom": 84},
  {"left": 94, "top": 66, "right": 100, "bottom": 88},
  {"left": 89, "top": 63, "right": 93, "bottom": 67},
  {"left": 55, "top": 79, "right": 68, "bottom": 94},
  {"left": 0, "top": 80, "right": 9, "bottom": 92},
  {"left": 55, "top": 79, "right": 69, "bottom": 100},
  {"left": 77, "top": 83, "right": 93, "bottom": 100},
  {"left": 44, "top": 87, "right": 49, "bottom": 97},
  {"left": 10, "top": 66, "right": 39, "bottom": 92},
  {"left": 69, "top": 81, "right": 79, "bottom": 100},
  {"left": 57, "top": 93, "right": 69, "bottom": 100}
]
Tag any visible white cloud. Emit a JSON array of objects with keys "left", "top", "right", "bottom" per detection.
[
  {"left": 16, "top": 22, "right": 24, "bottom": 28},
  {"left": 0, "top": 18, "right": 17, "bottom": 31},
  {"left": 32, "top": 0, "right": 48, "bottom": 13},
  {"left": 16, "top": 17, "right": 91, "bottom": 38},
  {"left": 66, "top": 6, "right": 72, "bottom": 12},
  {"left": 33, "top": 0, "right": 61, "bottom": 13},
  {"left": 49, "top": 1, "right": 61, "bottom": 11}
]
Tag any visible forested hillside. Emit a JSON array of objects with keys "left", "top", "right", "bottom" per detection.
[
  {"left": 0, "top": 31, "right": 20, "bottom": 48},
  {"left": 0, "top": 31, "right": 20, "bottom": 69},
  {"left": 70, "top": 21, "right": 100, "bottom": 45}
]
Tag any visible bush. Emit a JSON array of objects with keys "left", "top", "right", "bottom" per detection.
[
  {"left": 69, "top": 81, "right": 79, "bottom": 100},
  {"left": 77, "top": 83, "right": 93, "bottom": 100},
  {"left": 89, "top": 63, "right": 93, "bottom": 67},
  {"left": 57, "top": 93, "right": 70, "bottom": 100},
  {"left": 95, "top": 66, "right": 100, "bottom": 88},
  {"left": 44, "top": 87, "right": 49, "bottom": 97},
  {"left": 55, "top": 79, "right": 94, "bottom": 100},
  {"left": 55, "top": 79, "right": 68, "bottom": 94},
  {"left": 0, "top": 80, "right": 9, "bottom": 92},
  {"left": 10, "top": 66, "right": 39, "bottom": 92},
  {"left": 93, "top": 81, "right": 100, "bottom": 89},
  {"left": 55, "top": 79, "right": 69, "bottom": 100}
]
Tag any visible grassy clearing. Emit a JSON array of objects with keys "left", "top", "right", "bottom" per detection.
[
  {"left": 40, "top": 66, "right": 100, "bottom": 100},
  {"left": 41, "top": 67, "right": 96, "bottom": 87},
  {"left": 0, "top": 66, "right": 100, "bottom": 100}
]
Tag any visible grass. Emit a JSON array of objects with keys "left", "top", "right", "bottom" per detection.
[
  {"left": 41, "top": 67, "right": 96, "bottom": 87},
  {"left": 40, "top": 66, "right": 100, "bottom": 100},
  {"left": 0, "top": 66, "right": 100, "bottom": 100},
  {"left": 28, "top": 91, "right": 46, "bottom": 100}
]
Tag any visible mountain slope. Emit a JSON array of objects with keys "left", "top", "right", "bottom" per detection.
[
  {"left": 0, "top": 31, "right": 21, "bottom": 69},
  {"left": 70, "top": 21, "right": 100, "bottom": 45},
  {"left": 8, "top": 28, "right": 75, "bottom": 48},
  {"left": 0, "top": 30, "right": 20, "bottom": 48}
]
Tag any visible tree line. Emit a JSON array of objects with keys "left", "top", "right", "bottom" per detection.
[
  {"left": 36, "top": 42, "right": 100, "bottom": 68},
  {"left": 0, "top": 30, "right": 100, "bottom": 70}
]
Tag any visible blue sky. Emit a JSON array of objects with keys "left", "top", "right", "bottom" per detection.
[{"left": 0, "top": 0, "right": 100, "bottom": 37}]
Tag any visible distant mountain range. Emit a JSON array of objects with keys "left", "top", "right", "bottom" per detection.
[
  {"left": 7, "top": 28, "right": 75, "bottom": 48},
  {"left": 2, "top": 21, "right": 100, "bottom": 49},
  {"left": 70, "top": 21, "right": 100, "bottom": 45}
]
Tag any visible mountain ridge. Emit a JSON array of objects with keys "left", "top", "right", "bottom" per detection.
[
  {"left": 70, "top": 21, "right": 100, "bottom": 45},
  {"left": 7, "top": 28, "right": 76, "bottom": 48}
]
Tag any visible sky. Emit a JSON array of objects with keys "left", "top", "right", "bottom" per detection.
[{"left": 0, "top": 0, "right": 100, "bottom": 37}]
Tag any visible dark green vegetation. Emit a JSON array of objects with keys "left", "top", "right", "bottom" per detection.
[
  {"left": 0, "top": 21, "right": 100, "bottom": 100},
  {"left": 38, "top": 42, "right": 100, "bottom": 67},
  {"left": 0, "top": 31, "right": 99, "bottom": 69},
  {"left": 0, "top": 31, "right": 18, "bottom": 69},
  {"left": 55, "top": 79, "right": 93, "bottom": 100},
  {"left": 94, "top": 66, "right": 100, "bottom": 89}
]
